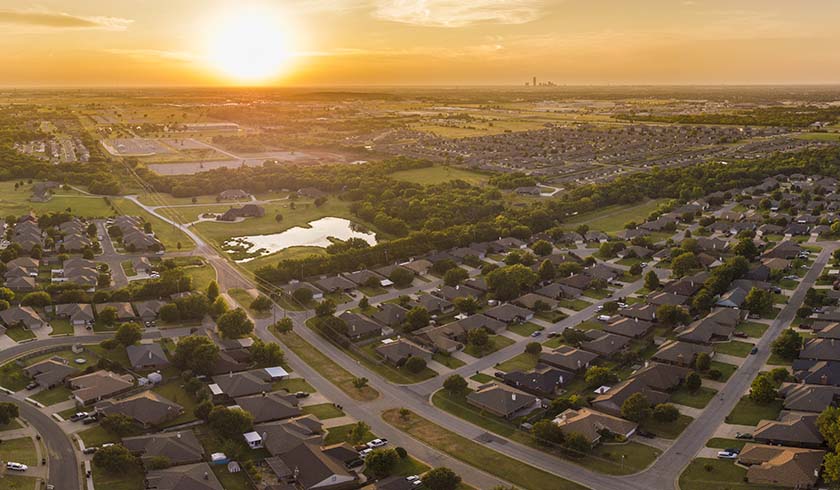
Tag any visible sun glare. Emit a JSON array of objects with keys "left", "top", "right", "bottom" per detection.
[{"left": 207, "top": 9, "right": 292, "bottom": 83}]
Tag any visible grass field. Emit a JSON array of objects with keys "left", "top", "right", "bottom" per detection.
[
  {"left": 5, "top": 326, "right": 36, "bottom": 342},
  {"left": 562, "top": 199, "right": 668, "bottom": 233},
  {"left": 0, "top": 475, "right": 38, "bottom": 490},
  {"left": 92, "top": 463, "right": 144, "bottom": 490},
  {"left": 508, "top": 322, "right": 543, "bottom": 337},
  {"left": 432, "top": 352, "right": 466, "bottom": 369},
  {"left": 640, "top": 414, "right": 693, "bottom": 440},
  {"left": 463, "top": 335, "right": 515, "bottom": 358},
  {"left": 271, "top": 328, "right": 379, "bottom": 401},
  {"left": 470, "top": 373, "right": 494, "bottom": 383},
  {"left": 714, "top": 340, "right": 755, "bottom": 358},
  {"left": 151, "top": 381, "right": 199, "bottom": 427},
  {"left": 670, "top": 386, "right": 717, "bottom": 409},
  {"left": 301, "top": 403, "right": 345, "bottom": 420},
  {"left": 0, "top": 181, "right": 114, "bottom": 218},
  {"left": 49, "top": 319, "right": 73, "bottom": 336},
  {"left": 390, "top": 166, "right": 489, "bottom": 186},
  {"left": 726, "top": 397, "right": 782, "bottom": 426},
  {"left": 78, "top": 425, "right": 118, "bottom": 447},
  {"left": 679, "top": 458, "right": 782, "bottom": 490},
  {"left": 708, "top": 361, "right": 737, "bottom": 381},
  {"left": 735, "top": 321, "right": 769, "bottom": 338},
  {"left": 497, "top": 352, "right": 539, "bottom": 372},
  {"left": 184, "top": 264, "right": 216, "bottom": 291},
  {"left": 275, "top": 377, "right": 315, "bottom": 393},
  {"left": 228, "top": 287, "right": 271, "bottom": 318},
  {"left": 0, "top": 437, "right": 37, "bottom": 466},
  {"left": 324, "top": 423, "right": 376, "bottom": 446},
  {"left": 705, "top": 438, "right": 749, "bottom": 450},
  {"left": 383, "top": 409, "right": 588, "bottom": 490},
  {"left": 31, "top": 386, "right": 72, "bottom": 406}
]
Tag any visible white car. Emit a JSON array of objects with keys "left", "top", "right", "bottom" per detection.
[
  {"left": 366, "top": 438, "right": 388, "bottom": 449},
  {"left": 597, "top": 315, "right": 612, "bottom": 322},
  {"left": 359, "top": 448, "right": 373, "bottom": 459},
  {"left": 6, "top": 462, "right": 27, "bottom": 471},
  {"left": 717, "top": 450, "right": 739, "bottom": 459}
]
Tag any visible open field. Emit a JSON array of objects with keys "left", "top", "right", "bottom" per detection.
[
  {"left": 0, "top": 181, "right": 114, "bottom": 217},
  {"left": 562, "top": 199, "right": 668, "bottom": 233},
  {"left": 390, "top": 166, "right": 490, "bottom": 186}
]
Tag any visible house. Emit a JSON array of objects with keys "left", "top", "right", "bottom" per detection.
[
  {"left": 146, "top": 463, "right": 224, "bottom": 490},
  {"left": 254, "top": 415, "right": 323, "bottom": 456},
  {"left": 218, "top": 189, "right": 251, "bottom": 200},
  {"left": 502, "top": 365, "right": 573, "bottom": 397},
  {"left": 716, "top": 287, "right": 748, "bottom": 308},
  {"left": 132, "top": 300, "right": 167, "bottom": 321},
  {"left": 273, "top": 441, "right": 358, "bottom": 490},
  {"left": 5, "top": 276, "right": 36, "bottom": 291},
  {"left": 371, "top": 303, "right": 408, "bottom": 327},
  {"left": 539, "top": 346, "right": 599, "bottom": 372},
  {"left": 737, "top": 444, "right": 825, "bottom": 489},
  {"left": 763, "top": 241, "right": 802, "bottom": 260},
  {"left": 580, "top": 331, "right": 630, "bottom": 357},
  {"left": 337, "top": 312, "right": 382, "bottom": 340},
  {"left": 315, "top": 275, "right": 356, "bottom": 293},
  {"left": 95, "top": 302, "right": 136, "bottom": 321},
  {"left": 793, "top": 360, "right": 840, "bottom": 386},
  {"left": 652, "top": 340, "right": 713, "bottom": 367},
  {"left": 800, "top": 338, "right": 840, "bottom": 362},
  {"left": 437, "top": 284, "right": 482, "bottom": 301},
  {"left": 375, "top": 339, "right": 432, "bottom": 365},
  {"left": 23, "top": 359, "right": 79, "bottom": 389},
  {"left": 466, "top": 383, "right": 539, "bottom": 419},
  {"left": 0, "top": 306, "right": 46, "bottom": 330},
  {"left": 413, "top": 323, "right": 465, "bottom": 353},
  {"left": 604, "top": 317, "right": 653, "bottom": 339},
  {"left": 632, "top": 362, "right": 688, "bottom": 391},
  {"left": 552, "top": 408, "right": 637, "bottom": 446},
  {"left": 777, "top": 383, "right": 840, "bottom": 413},
  {"left": 210, "top": 368, "right": 286, "bottom": 400},
  {"left": 126, "top": 343, "right": 170, "bottom": 370},
  {"left": 234, "top": 392, "right": 301, "bottom": 423},
  {"left": 535, "top": 282, "right": 582, "bottom": 299},
  {"left": 69, "top": 370, "right": 134, "bottom": 405},
  {"left": 484, "top": 303, "right": 534, "bottom": 324},
  {"left": 676, "top": 308, "right": 744, "bottom": 344},
  {"left": 281, "top": 281, "right": 323, "bottom": 301},
  {"left": 414, "top": 294, "right": 453, "bottom": 314},
  {"left": 54, "top": 303, "right": 95, "bottom": 326},
  {"left": 753, "top": 413, "right": 824, "bottom": 448},
  {"left": 402, "top": 259, "right": 432, "bottom": 276},
  {"left": 122, "top": 431, "right": 204, "bottom": 466},
  {"left": 592, "top": 376, "right": 670, "bottom": 417},
  {"left": 619, "top": 304, "right": 657, "bottom": 322},
  {"left": 453, "top": 314, "right": 507, "bottom": 334},
  {"left": 647, "top": 292, "right": 689, "bottom": 307},
  {"left": 95, "top": 390, "right": 183, "bottom": 427},
  {"left": 342, "top": 269, "right": 386, "bottom": 287},
  {"left": 217, "top": 204, "right": 265, "bottom": 221}
]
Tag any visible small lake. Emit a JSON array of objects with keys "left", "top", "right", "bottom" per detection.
[{"left": 224, "top": 216, "right": 377, "bottom": 262}]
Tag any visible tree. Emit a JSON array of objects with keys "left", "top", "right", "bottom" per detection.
[
  {"left": 672, "top": 252, "right": 699, "bottom": 277},
  {"left": 93, "top": 445, "right": 136, "bottom": 473},
  {"left": 629, "top": 263, "right": 643, "bottom": 276},
  {"left": 0, "top": 287, "right": 15, "bottom": 302},
  {"left": 98, "top": 306, "right": 118, "bottom": 325},
  {"left": 744, "top": 288, "right": 773, "bottom": 315},
  {"left": 101, "top": 413, "right": 137, "bottom": 436},
  {"left": 531, "top": 419, "right": 565, "bottom": 445},
  {"left": 732, "top": 237, "right": 759, "bottom": 260},
  {"left": 422, "top": 467, "right": 461, "bottom": 490},
  {"left": 217, "top": 308, "right": 254, "bottom": 338},
  {"left": 359, "top": 297, "right": 370, "bottom": 310},
  {"left": 825, "top": 452, "right": 840, "bottom": 483},
  {"left": 173, "top": 335, "right": 220, "bottom": 375},
  {"left": 454, "top": 296, "right": 480, "bottom": 315},
  {"left": 685, "top": 372, "right": 702, "bottom": 392},
  {"left": 348, "top": 421, "right": 370, "bottom": 445},
  {"left": 585, "top": 366, "right": 618, "bottom": 387},
  {"left": 692, "top": 288, "right": 715, "bottom": 312},
  {"left": 525, "top": 342, "right": 542, "bottom": 355},
  {"left": 653, "top": 403, "right": 680, "bottom": 422},
  {"left": 194, "top": 399, "right": 213, "bottom": 421},
  {"left": 443, "top": 267, "right": 468, "bottom": 286},
  {"left": 389, "top": 268, "right": 414, "bottom": 288},
  {"left": 273, "top": 317, "right": 294, "bottom": 334},
  {"left": 20, "top": 291, "right": 51, "bottom": 307},
  {"left": 750, "top": 373, "right": 778, "bottom": 404},
  {"left": 115, "top": 322, "right": 142, "bottom": 346},
  {"left": 531, "top": 240, "right": 553, "bottom": 256},
  {"left": 466, "top": 328, "right": 489, "bottom": 348},
  {"left": 365, "top": 448, "right": 399, "bottom": 478},
  {"left": 353, "top": 377, "right": 368, "bottom": 389},
  {"left": 157, "top": 302, "right": 179, "bottom": 322},
  {"left": 210, "top": 296, "right": 229, "bottom": 318},
  {"left": 209, "top": 406, "right": 254, "bottom": 439},
  {"left": 404, "top": 356, "right": 427, "bottom": 374},
  {"left": 0, "top": 402, "right": 19, "bottom": 425},
  {"left": 694, "top": 352, "right": 711, "bottom": 372},
  {"left": 772, "top": 328, "right": 802, "bottom": 360},
  {"left": 250, "top": 295, "right": 272, "bottom": 312},
  {"left": 315, "top": 299, "right": 336, "bottom": 317},
  {"left": 405, "top": 306, "right": 430, "bottom": 331},
  {"left": 621, "top": 392, "right": 651, "bottom": 422},
  {"left": 656, "top": 304, "right": 690, "bottom": 327},
  {"left": 443, "top": 375, "right": 468, "bottom": 395},
  {"left": 486, "top": 264, "right": 538, "bottom": 301},
  {"left": 292, "top": 287, "right": 314, "bottom": 304},
  {"left": 206, "top": 280, "right": 220, "bottom": 301},
  {"left": 250, "top": 339, "right": 284, "bottom": 367},
  {"left": 818, "top": 406, "right": 840, "bottom": 448},
  {"left": 562, "top": 432, "right": 591, "bottom": 456},
  {"left": 538, "top": 259, "right": 555, "bottom": 282}
]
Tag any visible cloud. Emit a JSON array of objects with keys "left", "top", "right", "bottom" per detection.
[
  {"left": 103, "top": 49, "right": 199, "bottom": 63},
  {"left": 372, "top": 0, "right": 545, "bottom": 27},
  {"left": 0, "top": 8, "right": 132, "bottom": 31}
]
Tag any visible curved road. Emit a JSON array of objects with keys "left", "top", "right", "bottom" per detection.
[{"left": 126, "top": 194, "right": 836, "bottom": 490}]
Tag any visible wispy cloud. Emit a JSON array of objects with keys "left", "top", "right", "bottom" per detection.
[
  {"left": 104, "top": 49, "right": 199, "bottom": 63},
  {"left": 372, "top": 0, "right": 546, "bottom": 27},
  {"left": 0, "top": 8, "right": 132, "bottom": 31}
]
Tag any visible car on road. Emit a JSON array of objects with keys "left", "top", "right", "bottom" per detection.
[
  {"left": 366, "top": 438, "right": 388, "bottom": 449},
  {"left": 717, "top": 449, "right": 740, "bottom": 459},
  {"left": 6, "top": 462, "right": 27, "bottom": 471},
  {"left": 530, "top": 331, "right": 541, "bottom": 337},
  {"left": 750, "top": 347, "right": 758, "bottom": 355},
  {"left": 70, "top": 412, "right": 89, "bottom": 422}
]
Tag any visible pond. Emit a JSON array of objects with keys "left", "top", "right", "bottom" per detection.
[{"left": 223, "top": 216, "right": 377, "bottom": 262}]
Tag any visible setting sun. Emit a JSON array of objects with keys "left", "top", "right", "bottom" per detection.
[{"left": 206, "top": 9, "right": 292, "bottom": 83}]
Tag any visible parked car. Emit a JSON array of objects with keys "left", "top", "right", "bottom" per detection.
[
  {"left": 70, "top": 412, "right": 89, "bottom": 422},
  {"left": 597, "top": 315, "right": 612, "bottom": 322},
  {"left": 530, "top": 331, "right": 541, "bottom": 338},
  {"left": 366, "top": 438, "right": 388, "bottom": 449},
  {"left": 358, "top": 448, "right": 373, "bottom": 459},
  {"left": 345, "top": 459, "right": 364, "bottom": 469},
  {"left": 82, "top": 447, "right": 97, "bottom": 455},
  {"left": 717, "top": 449, "right": 739, "bottom": 459},
  {"left": 25, "top": 382, "right": 38, "bottom": 390},
  {"left": 82, "top": 416, "right": 98, "bottom": 425},
  {"left": 6, "top": 462, "right": 27, "bottom": 471},
  {"left": 735, "top": 432, "right": 753, "bottom": 440},
  {"left": 636, "top": 429, "right": 655, "bottom": 439},
  {"left": 294, "top": 391, "right": 309, "bottom": 399}
]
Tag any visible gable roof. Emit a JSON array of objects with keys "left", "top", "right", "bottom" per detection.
[
  {"left": 96, "top": 390, "right": 183, "bottom": 426},
  {"left": 466, "top": 383, "right": 537, "bottom": 417},
  {"left": 146, "top": 463, "right": 224, "bottom": 490},
  {"left": 754, "top": 413, "right": 824, "bottom": 446},
  {"left": 552, "top": 408, "right": 638, "bottom": 444},
  {"left": 123, "top": 431, "right": 204, "bottom": 465},
  {"left": 234, "top": 392, "right": 301, "bottom": 424},
  {"left": 739, "top": 444, "right": 825, "bottom": 488}
]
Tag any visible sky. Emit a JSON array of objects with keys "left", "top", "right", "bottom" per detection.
[{"left": 2, "top": 0, "right": 840, "bottom": 87}]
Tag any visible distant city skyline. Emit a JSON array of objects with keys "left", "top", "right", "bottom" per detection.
[{"left": 3, "top": 0, "right": 840, "bottom": 86}]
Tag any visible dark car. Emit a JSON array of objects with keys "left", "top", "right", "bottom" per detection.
[
  {"left": 82, "top": 447, "right": 97, "bottom": 455},
  {"left": 750, "top": 347, "right": 758, "bottom": 355},
  {"left": 345, "top": 459, "right": 364, "bottom": 469},
  {"left": 82, "top": 416, "right": 98, "bottom": 425},
  {"left": 735, "top": 432, "right": 753, "bottom": 440},
  {"left": 25, "top": 382, "right": 38, "bottom": 390},
  {"left": 636, "top": 429, "right": 655, "bottom": 439},
  {"left": 294, "top": 391, "right": 310, "bottom": 399}
]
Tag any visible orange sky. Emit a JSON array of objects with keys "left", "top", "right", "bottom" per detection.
[{"left": 2, "top": 0, "right": 840, "bottom": 86}]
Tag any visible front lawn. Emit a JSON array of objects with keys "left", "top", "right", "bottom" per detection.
[
  {"left": 714, "top": 340, "right": 755, "bottom": 358},
  {"left": 670, "top": 386, "right": 717, "bottom": 409},
  {"left": 735, "top": 322, "right": 768, "bottom": 338},
  {"left": 0, "top": 475, "right": 38, "bottom": 490},
  {"left": 705, "top": 438, "right": 748, "bottom": 450},
  {"left": 558, "top": 298, "right": 592, "bottom": 311},
  {"left": 274, "top": 377, "right": 316, "bottom": 393},
  {"left": 432, "top": 352, "right": 466, "bottom": 369},
  {"left": 583, "top": 289, "right": 612, "bottom": 300},
  {"left": 470, "top": 373, "right": 495, "bottom": 383},
  {"left": 151, "top": 381, "right": 199, "bottom": 427},
  {"left": 301, "top": 403, "right": 345, "bottom": 420},
  {"left": 78, "top": 425, "right": 118, "bottom": 447},
  {"left": 5, "top": 326, "right": 35, "bottom": 342},
  {"left": 323, "top": 423, "right": 376, "bottom": 446},
  {"left": 0, "top": 363, "right": 28, "bottom": 391},
  {"left": 707, "top": 361, "right": 737, "bottom": 382},
  {"left": 640, "top": 414, "right": 693, "bottom": 440},
  {"left": 679, "top": 458, "right": 781, "bottom": 490},
  {"left": 497, "top": 352, "right": 539, "bottom": 373},
  {"left": 0, "top": 437, "right": 37, "bottom": 465},
  {"left": 508, "top": 322, "right": 543, "bottom": 337},
  {"left": 31, "top": 386, "right": 72, "bottom": 406},
  {"left": 390, "top": 455, "right": 431, "bottom": 478},
  {"left": 49, "top": 319, "right": 74, "bottom": 336},
  {"left": 726, "top": 396, "right": 783, "bottom": 426},
  {"left": 92, "top": 464, "right": 144, "bottom": 490},
  {"left": 462, "top": 335, "right": 515, "bottom": 358}
]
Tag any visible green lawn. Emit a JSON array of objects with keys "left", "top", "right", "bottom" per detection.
[
  {"left": 78, "top": 425, "right": 118, "bottom": 447},
  {"left": 0, "top": 363, "right": 29, "bottom": 391},
  {"left": 151, "top": 381, "right": 199, "bottom": 427},
  {"left": 707, "top": 361, "right": 737, "bottom": 382},
  {"left": 0, "top": 437, "right": 37, "bottom": 466},
  {"left": 470, "top": 373, "right": 495, "bottom": 383},
  {"left": 49, "top": 319, "right": 74, "bottom": 336},
  {"left": 121, "top": 260, "right": 137, "bottom": 277},
  {"left": 670, "top": 386, "right": 718, "bottom": 409},
  {"left": 184, "top": 264, "right": 216, "bottom": 292},
  {"left": 111, "top": 197, "right": 195, "bottom": 251},
  {"left": 679, "top": 458, "right": 783, "bottom": 490},
  {"left": 92, "top": 464, "right": 145, "bottom": 490},
  {"left": 390, "top": 455, "right": 431, "bottom": 478},
  {"left": 0, "top": 475, "right": 38, "bottom": 490},
  {"left": 463, "top": 335, "right": 515, "bottom": 358},
  {"left": 301, "top": 403, "right": 345, "bottom": 420},
  {"left": 735, "top": 321, "right": 769, "bottom": 338},
  {"left": 384, "top": 409, "right": 588, "bottom": 490},
  {"left": 390, "top": 166, "right": 489, "bottom": 186},
  {"left": 0, "top": 419, "right": 23, "bottom": 432},
  {"left": 640, "top": 414, "right": 693, "bottom": 440},
  {"left": 274, "top": 377, "right": 316, "bottom": 393},
  {"left": 705, "top": 438, "right": 749, "bottom": 450},
  {"left": 5, "top": 326, "right": 36, "bottom": 342},
  {"left": 228, "top": 288, "right": 270, "bottom": 319},
  {"left": 562, "top": 200, "right": 667, "bottom": 234},
  {"left": 324, "top": 423, "right": 377, "bottom": 446},
  {"left": 432, "top": 352, "right": 466, "bottom": 369},
  {"left": 558, "top": 298, "right": 592, "bottom": 311},
  {"left": 31, "top": 386, "right": 72, "bottom": 406},
  {"left": 766, "top": 352, "right": 793, "bottom": 366},
  {"left": 497, "top": 352, "right": 539, "bottom": 373},
  {"left": 714, "top": 340, "right": 755, "bottom": 358},
  {"left": 583, "top": 289, "right": 612, "bottom": 300},
  {"left": 272, "top": 328, "right": 379, "bottom": 402},
  {"left": 726, "top": 397, "right": 783, "bottom": 426},
  {"left": 210, "top": 463, "right": 251, "bottom": 490},
  {"left": 508, "top": 322, "right": 544, "bottom": 337}
]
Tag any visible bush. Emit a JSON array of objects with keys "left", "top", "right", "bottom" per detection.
[
  {"left": 707, "top": 369, "right": 723, "bottom": 380},
  {"left": 404, "top": 356, "right": 427, "bottom": 374},
  {"left": 652, "top": 403, "right": 680, "bottom": 422}
]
